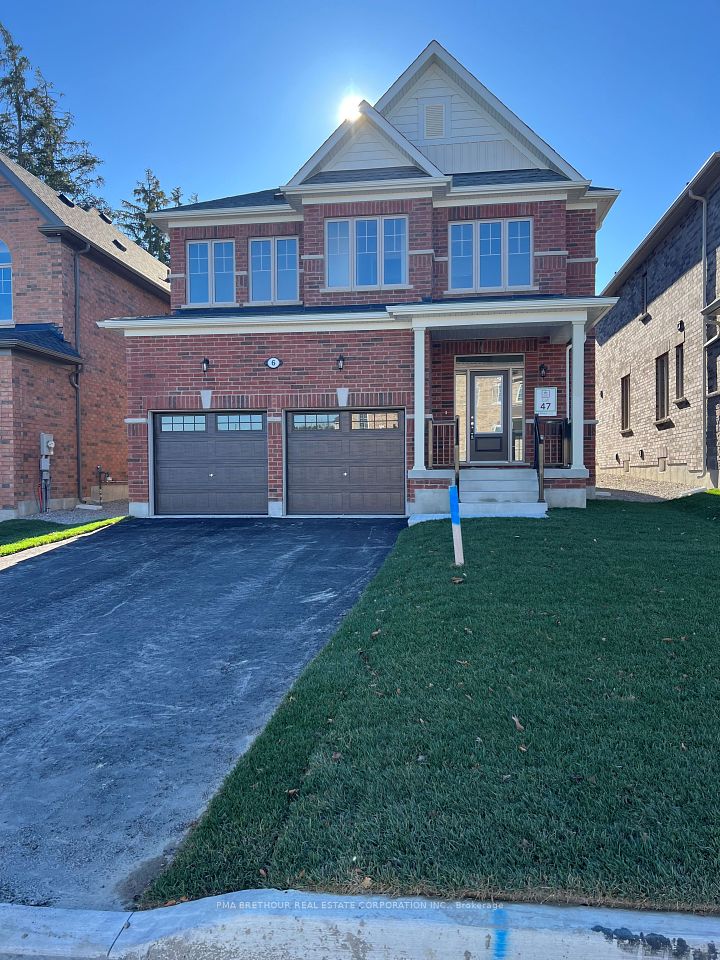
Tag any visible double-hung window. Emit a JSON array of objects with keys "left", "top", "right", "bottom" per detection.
[
  {"left": 449, "top": 219, "right": 532, "bottom": 292},
  {"left": 325, "top": 216, "right": 408, "bottom": 289},
  {"left": 0, "top": 240, "right": 11, "bottom": 321},
  {"left": 655, "top": 352, "right": 670, "bottom": 421},
  {"left": 249, "top": 237, "right": 299, "bottom": 303},
  {"left": 187, "top": 240, "right": 235, "bottom": 305}
]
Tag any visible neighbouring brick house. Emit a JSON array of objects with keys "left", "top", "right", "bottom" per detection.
[
  {"left": 596, "top": 154, "right": 720, "bottom": 489},
  {"left": 102, "top": 42, "right": 618, "bottom": 518},
  {"left": 0, "top": 153, "right": 170, "bottom": 518}
]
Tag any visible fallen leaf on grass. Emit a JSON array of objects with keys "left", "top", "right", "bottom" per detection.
[
  {"left": 331, "top": 751, "right": 343, "bottom": 762},
  {"left": 371, "top": 629, "right": 381, "bottom": 638},
  {"left": 451, "top": 576, "right": 465, "bottom": 584},
  {"left": 361, "top": 877, "right": 373, "bottom": 889},
  {"left": 456, "top": 659, "right": 470, "bottom": 666},
  {"left": 286, "top": 788, "right": 300, "bottom": 799},
  {"left": 518, "top": 744, "right": 528, "bottom": 753},
  {"left": 511, "top": 715, "right": 525, "bottom": 732},
  {"left": 259, "top": 868, "right": 267, "bottom": 878}
]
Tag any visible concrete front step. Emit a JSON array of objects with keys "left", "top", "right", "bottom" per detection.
[
  {"left": 459, "top": 501, "right": 547, "bottom": 518},
  {"left": 461, "top": 479, "right": 539, "bottom": 492},
  {"left": 461, "top": 489, "right": 540, "bottom": 503},
  {"left": 460, "top": 467, "right": 537, "bottom": 480}
]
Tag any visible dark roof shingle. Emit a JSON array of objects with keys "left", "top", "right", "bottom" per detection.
[{"left": 0, "top": 323, "right": 81, "bottom": 361}]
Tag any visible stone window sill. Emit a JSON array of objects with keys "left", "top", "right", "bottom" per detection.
[
  {"left": 620, "top": 427, "right": 633, "bottom": 437},
  {"left": 673, "top": 396, "right": 690, "bottom": 408},
  {"left": 654, "top": 416, "right": 674, "bottom": 429},
  {"left": 635, "top": 311, "right": 651, "bottom": 324}
]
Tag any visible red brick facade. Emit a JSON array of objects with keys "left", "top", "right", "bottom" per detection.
[
  {"left": 0, "top": 179, "right": 169, "bottom": 514},
  {"left": 127, "top": 176, "right": 600, "bottom": 515}
]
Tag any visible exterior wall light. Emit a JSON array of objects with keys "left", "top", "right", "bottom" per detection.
[
  {"left": 539, "top": 363, "right": 549, "bottom": 379},
  {"left": 336, "top": 354, "right": 346, "bottom": 371},
  {"left": 202, "top": 358, "right": 210, "bottom": 373}
]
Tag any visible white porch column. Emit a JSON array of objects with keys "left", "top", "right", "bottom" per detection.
[
  {"left": 413, "top": 326, "right": 427, "bottom": 471},
  {"left": 571, "top": 319, "right": 586, "bottom": 469}
]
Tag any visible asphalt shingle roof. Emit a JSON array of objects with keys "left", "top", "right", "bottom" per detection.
[
  {"left": 0, "top": 152, "right": 170, "bottom": 296},
  {"left": 304, "top": 166, "right": 430, "bottom": 185},
  {"left": 0, "top": 322, "right": 81, "bottom": 361},
  {"left": 451, "top": 169, "right": 571, "bottom": 187},
  {"left": 162, "top": 189, "right": 287, "bottom": 213}
]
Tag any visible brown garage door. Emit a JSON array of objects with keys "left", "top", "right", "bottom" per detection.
[
  {"left": 286, "top": 409, "right": 405, "bottom": 516},
  {"left": 154, "top": 412, "right": 267, "bottom": 515}
]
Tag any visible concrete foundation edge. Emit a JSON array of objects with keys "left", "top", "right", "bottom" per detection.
[{"left": 0, "top": 891, "right": 718, "bottom": 960}]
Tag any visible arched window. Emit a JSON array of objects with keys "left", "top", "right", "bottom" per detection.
[{"left": 0, "top": 241, "right": 11, "bottom": 322}]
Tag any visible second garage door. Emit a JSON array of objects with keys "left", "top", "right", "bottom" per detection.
[
  {"left": 286, "top": 409, "right": 405, "bottom": 515},
  {"left": 154, "top": 412, "right": 267, "bottom": 515}
]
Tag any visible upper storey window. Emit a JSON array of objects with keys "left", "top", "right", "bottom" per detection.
[
  {"left": 0, "top": 240, "right": 12, "bottom": 321},
  {"left": 187, "top": 240, "right": 235, "bottom": 305},
  {"left": 249, "top": 237, "right": 299, "bottom": 303},
  {"left": 326, "top": 217, "right": 408, "bottom": 290},
  {"left": 449, "top": 219, "right": 533, "bottom": 293}
]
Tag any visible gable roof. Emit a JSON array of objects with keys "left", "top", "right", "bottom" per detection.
[
  {"left": 602, "top": 152, "right": 720, "bottom": 297},
  {"left": 286, "top": 101, "right": 445, "bottom": 187},
  {"left": 0, "top": 153, "right": 170, "bottom": 297},
  {"left": 374, "top": 40, "right": 584, "bottom": 181},
  {"left": 164, "top": 188, "right": 288, "bottom": 213}
]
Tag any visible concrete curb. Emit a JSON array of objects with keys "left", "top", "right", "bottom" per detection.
[{"left": 1, "top": 891, "right": 718, "bottom": 959}]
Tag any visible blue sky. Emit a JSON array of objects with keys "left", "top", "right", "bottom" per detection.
[{"left": 4, "top": 0, "right": 718, "bottom": 289}]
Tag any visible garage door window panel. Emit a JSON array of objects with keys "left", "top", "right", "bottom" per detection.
[
  {"left": 217, "top": 414, "right": 264, "bottom": 431},
  {"left": 160, "top": 415, "right": 207, "bottom": 432},
  {"left": 292, "top": 413, "right": 340, "bottom": 430},
  {"left": 351, "top": 412, "right": 400, "bottom": 430}
]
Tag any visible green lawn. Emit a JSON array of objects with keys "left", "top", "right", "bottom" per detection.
[
  {"left": 144, "top": 492, "right": 720, "bottom": 913},
  {"left": 0, "top": 517, "right": 123, "bottom": 556}
]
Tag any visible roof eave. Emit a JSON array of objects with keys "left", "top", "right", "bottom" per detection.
[
  {"left": 0, "top": 339, "right": 81, "bottom": 364},
  {"left": 602, "top": 152, "right": 720, "bottom": 297}
]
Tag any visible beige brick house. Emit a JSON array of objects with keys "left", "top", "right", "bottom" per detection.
[{"left": 596, "top": 154, "right": 720, "bottom": 489}]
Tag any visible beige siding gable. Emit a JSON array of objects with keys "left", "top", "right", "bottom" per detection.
[
  {"left": 324, "top": 121, "right": 414, "bottom": 172},
  {"left": 383, "top": 62, "right": 543, "bottom": 174}
]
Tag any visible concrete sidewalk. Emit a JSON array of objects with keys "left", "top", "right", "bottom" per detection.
[{"left": 0, "top": 889, "right": 717, "bottom": 959}]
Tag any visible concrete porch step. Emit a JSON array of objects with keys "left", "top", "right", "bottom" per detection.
[
  {"left": 459, "top": 501, "right": 548, "bottom": 519},
  {"left": 460, "top": 478, "right": 539, "bottom": 492},
  {"left": 461, "top": 489, "right": 540, "bottom": 503},
  {"left": 459, "top": 467, "right": 537, "bottom": 480}
]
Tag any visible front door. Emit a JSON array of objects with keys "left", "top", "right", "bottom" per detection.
[{"left": 470, "top": 371, "right": 510, "bottom": 462}]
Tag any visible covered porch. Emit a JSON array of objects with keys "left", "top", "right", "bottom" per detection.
[{"left": 387, "top": 298, "right": 611, "bottom": 512}]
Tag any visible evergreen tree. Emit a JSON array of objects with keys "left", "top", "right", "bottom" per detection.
[
  {"left": 0, "top": 22, "right": 105, "bottom": 205},
  {"left": 115, "top": 170, "right": 196, "bottom": 264}
]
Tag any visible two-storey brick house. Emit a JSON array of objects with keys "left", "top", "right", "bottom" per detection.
[
  {"left": 596, "top": 153, "right": 720, "bottom": 490},
  {"left": 0, "top": 153, "right": 170, "bottom": 519},
  {"left": 102, "top": 42, "right": 618, "bottom": 518}
]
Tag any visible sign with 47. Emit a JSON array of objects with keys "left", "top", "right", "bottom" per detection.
[{"left": 534, "top": 386, "right": 557, "bottom": 416}]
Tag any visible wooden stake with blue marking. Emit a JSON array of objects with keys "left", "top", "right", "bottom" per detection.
[{"left": 449, "top": 485, "right": 464, "bottom": 566}]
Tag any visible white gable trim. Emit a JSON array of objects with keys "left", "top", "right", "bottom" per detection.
[
  {"left": 286, "top": 101, "right": 444, "bottom": 186},
  {"left": 374, "top": 41, "right": 584, "bottom": 182}
]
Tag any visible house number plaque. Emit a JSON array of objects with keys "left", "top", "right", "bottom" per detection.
[
  {"left": 534, "top": 386, "right": 557, "bottom": 416},
  {"left": 265, "top": 357, "right": 283, "bottom": 369}
]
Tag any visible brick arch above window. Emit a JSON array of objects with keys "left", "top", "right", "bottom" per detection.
[{"left": 0, "top": 239, "right": 12, "bottom": 322}]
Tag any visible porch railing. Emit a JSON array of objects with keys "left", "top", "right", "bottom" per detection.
[
  {"left": 533, "top": 415, "right": 545, "bottom": 503},
  {"left": 427, "top": 417, "right": 460, "bottom": 488},
  {"left": 542, "top": 417, "right": 571, "bottom": 468}
]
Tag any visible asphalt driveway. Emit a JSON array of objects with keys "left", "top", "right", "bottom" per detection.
[{"left": 0, "top": 518, "right": 403, "bottom": 909}]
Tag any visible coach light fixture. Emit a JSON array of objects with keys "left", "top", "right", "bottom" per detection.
[
  {"left": 202, "top": 357, "right": 210, "bottom": 373},
  {"left": 336, "top": 354, "right": 346, "bottom": 371},
  {"left": 539, "top": 363, "right": 549, "bottom": 379}
]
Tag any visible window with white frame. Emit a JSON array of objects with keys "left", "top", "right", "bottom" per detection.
[
  {"left": 249, "top": 236, "right": 299, "bottom": 303},
  {"left": 187, "top": 240, "right": 235, "bottom": 305},
  {"left": 325, "top": 216, "right": 408, "bottom": 289},
  {"left": 0, "top": 240, "right": 12, "bottom": 321},
  {"left": 449, "top": 219, "right": 533, "bottom": 292}
]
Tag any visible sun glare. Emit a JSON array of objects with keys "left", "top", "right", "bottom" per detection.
[{"left": 338, "top": 94, "right": 362, "bottom": 124}]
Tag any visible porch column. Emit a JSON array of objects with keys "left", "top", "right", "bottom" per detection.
[
  {"left": 413, "top": 325, "right": 426, "bottom": 471},
  {"left": 571, "top": 319, "right": 586, "bottom": 469}
]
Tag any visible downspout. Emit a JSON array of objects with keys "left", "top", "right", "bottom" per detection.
[
  {"left": 688, "top": 189, "right": 709, "bottom": 481},
  {"left": 70, "top": 242, "right": 91, "bottom": 501}
]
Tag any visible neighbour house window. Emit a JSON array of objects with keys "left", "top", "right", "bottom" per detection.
[
  {"left": 655, "top": 353, "right": 670, "bottom": 421},
  {"left": 675, "top": 343, "right": 685, "bottom": 399},
  {"left": 187, "top": 240, "right": 235, "bottom": 305},
  {"left": 620, "top": 374, "right": 631, "bottom": 431},
  {"left": 0, "top": 240, "right": 12, "bottom": 321},
  {"left": 449, "top": 219, "right": 533, "bottom": 292},
  {"left": 325, "top": 217, "right": 408, "bottom": 289},
  {"left": 249, "top": 237, "right": 299, "bottom": 303}
]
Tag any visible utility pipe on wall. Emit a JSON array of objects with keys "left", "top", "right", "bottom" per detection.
[{"left": 688, "top": 189, "right": 711, "bottom": 481}]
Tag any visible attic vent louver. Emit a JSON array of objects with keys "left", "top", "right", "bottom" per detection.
[
  {"left": 58, "top": 193, "right": 75, "bottom": 207},
  {"left": 423, "top": 102, "right": 445, "bottom": 140},
  {"left": 99, "top": 211, "right": 113, "bottom": 224},
  {"left": 112, "top": 238, "right": 127, "bottom": 252}
]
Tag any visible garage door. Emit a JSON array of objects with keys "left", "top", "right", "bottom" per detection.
[
  {"left": 286, "top": 409, "right": 405, "bottom": 515},
  {"left": 154, "top": 412, "right": 268, "bottom": 515}
]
